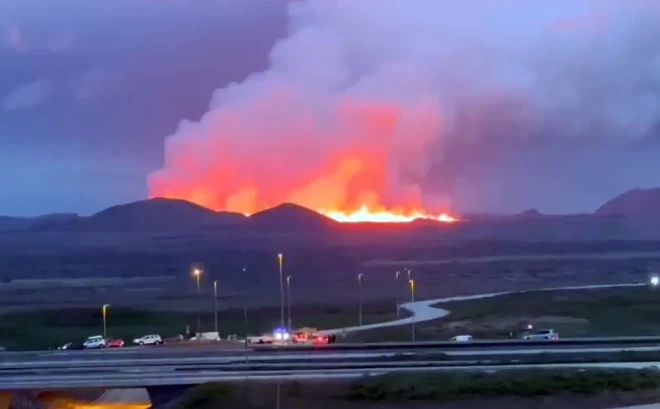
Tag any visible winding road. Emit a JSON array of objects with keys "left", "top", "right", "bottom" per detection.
[{"left": 318, "top": 283, "right": 645, "bottom": 335}]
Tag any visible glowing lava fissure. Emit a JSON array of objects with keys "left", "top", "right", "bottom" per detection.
[{"left": 321, "top": 205, "right": 457, "bottom": 223}]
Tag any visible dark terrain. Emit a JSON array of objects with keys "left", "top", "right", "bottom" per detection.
[{"left": 0, "top": 187, "right": 659, "bottom": 313}]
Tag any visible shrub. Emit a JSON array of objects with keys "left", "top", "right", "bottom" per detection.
[
  {"left": 170, "top": 383, "right": 236, "bottom": 409},
  {"left": 346, "top": 368, "right": 660, "bottom": 401}
]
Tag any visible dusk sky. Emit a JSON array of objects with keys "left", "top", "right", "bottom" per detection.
[{"left": 1, "top": 0, "right": 659, "bottom": 217}]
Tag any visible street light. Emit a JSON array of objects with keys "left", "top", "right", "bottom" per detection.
[
  {"left": 651, "top": 276, "right": 659, "bottom": 287},
  {"left": 278, "top": 254, "right": 285, "bottom": 329},
  {"left": 102, "top": 304, "right": 110, "bottom": 339},
  {"left": 193, "top": 268, "right": 202, "bottom": 291},
  {"left": 286, "top": 276, "right": 292, "bottom": 331},
  {"left": 409, "top": 280, "right": 415, "bottom": 342},
  {"left": 192, "top": 268, "right": 203, "bottom": 333},
  {"left": 213, "top": 280, "right": 219, "bottom": 335},
  {"left": 395, "top": 271, "right": 401, "bottom": 317},
  {"left": 358, "top": 273, "right": 364, "bottom": 326}
]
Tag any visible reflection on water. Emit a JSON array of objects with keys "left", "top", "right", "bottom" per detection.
[
  {"left": 37, "top": 391, "right": 149, "bottom": 409},
  {"left": 34, "top": 384, "right": 288, "bottom": 409}
]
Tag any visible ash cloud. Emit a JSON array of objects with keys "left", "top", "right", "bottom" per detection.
[
  {"left": 2, "top": 78, "right": 52, "bottom": 111},
  {"left": 149, "top": 0, "right": 660, "bottom": 215}
]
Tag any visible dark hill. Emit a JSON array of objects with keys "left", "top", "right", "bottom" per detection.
[
  {"left": 513, "top": 208, "right": 545, "bottom": 220},
  {"left": 31, "top": 198, "right": 247, "bottom": 231},
  {"left": 249, "top": 203, "right": 336, "bottom": 229},
  {"left": 30, "top": 213, "right": 82, "bottom": 230},
  {"left": 86, "top": 198, "right": 246, "bottom": 230},
  {"left": 0, "top": 216, "right": 31, "bottom": 232},
  {"left": 596, "top": 188, "right": 660, "bottom": 218}
]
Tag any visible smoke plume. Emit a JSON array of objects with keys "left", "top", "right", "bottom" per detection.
[{"left": 149, "top": 0, "right": 660, "bottom": 215}]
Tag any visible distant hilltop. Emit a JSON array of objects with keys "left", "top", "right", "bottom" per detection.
[
  {"left": 595, "top": 187, "right": 660, "bottom": 218},
  {"left": 3, "top": 198, "right": 335, "bottom": 232},
  {"left": 0, "top": 187, "right": 659, "bottom": 232}
]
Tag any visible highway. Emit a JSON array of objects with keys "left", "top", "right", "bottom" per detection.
[
  {"left": 3, "top": 338, "right": 660, "bottom": 390},
  {"left": 3, "top": 361, "right": 660, "bottom": 390},
  {"left": 4, "top": 337, "right": 660, "bottom": 363},
  {"left": 0, "top": 282, "right": 655, "bottom": 391},
  {"left": 3, "top": 341, "right": 660, "bottom": 371}
]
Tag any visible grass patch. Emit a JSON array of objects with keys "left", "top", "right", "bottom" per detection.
[
  {"left": 170, "top": 383, "right": 237, "bottom": 409},
  {"left": 429, "top": 285, "right": 660, "bottom": 339},
  {"left": 347, "top": 368, "right": 660, "bottom": 400},
  {"left": 0, "top": 303, "right": 402, "bottom": 350}
]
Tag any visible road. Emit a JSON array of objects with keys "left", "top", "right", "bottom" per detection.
[
  {"left": 4, "top": 339, "right": 660, "bottom": 366},
  {"left": 0, "top": 281, "right": 651, "bottom": 391},
  {"left": 3, "top": 361, "right": 660, "bottom": 390},
  {"left": 317, "top": 282, "right": 645, "bottom": 335}
]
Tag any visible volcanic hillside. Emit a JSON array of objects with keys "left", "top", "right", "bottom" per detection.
[
  {"left": 249, "top": 203, "right": 337, "bottom": 229},
  {"left": 596, "top": 188, "right": 660, "bottom": 218},
  {"left": 28, "top": 199, "right": 336, "bottom": 232},
  {"left": 86, "top": 198, "right": 247, "bottom": 230}
]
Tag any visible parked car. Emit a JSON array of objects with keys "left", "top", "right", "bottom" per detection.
[
  {"left": 133, "top": 334, "right": 163, "bottom": 346},
  {"left": 59, "top": 342, "right": 84, "bottom": 350},
  {"left": 247, "top": 333, "right": 277, "bottom": 344},
  {"left": 107, "top": 338, "right": 125, "bottom": 348},
  {"left": 450, "top": 335, "right": 473, "bottom": 342},
  {"left": 83, "top": 335, "right": 107, "bottom": 349},
  {"left": 523, "top": 329, "right": 559, "bottom": 340}
]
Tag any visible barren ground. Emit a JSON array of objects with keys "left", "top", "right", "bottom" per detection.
[
  {"left": 1, "top": 229, "right": 659, "bottom": 349},
  {"left": 1, "top": 232, "right": 658, "bottom": 311}
]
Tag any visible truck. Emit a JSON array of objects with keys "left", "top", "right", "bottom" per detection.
[{"left": 293, "top": 327, "right": 337, "bottom": 344}]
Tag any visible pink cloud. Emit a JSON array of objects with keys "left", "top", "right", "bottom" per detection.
[
  {"left": 48, "top": 32, "right": 73, "bottom": 52},
  {"left": 2, "top": 79, "right": 52, "bottom": 111},
  {"left": 3, "top": 23, "right": 73, "bottom": 53},
  {"left": 4, "top": 24, "right": 27, "bottom": 52}
]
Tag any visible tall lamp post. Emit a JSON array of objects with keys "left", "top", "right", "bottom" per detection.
[
  {"left": 395, "top": 270, "right": 401, "bottom": 317},
  {"left": 102, "top": 304, "right": 110, "bottom": 339},
  {"left": 193, "top": 268, "right": 202, "bottom": 333},
  {"left": 278, "top": 254, "right": 284, "bottom": 329},
  {"left": 358, "top": 273, "right": 364, "bottom": 326},
  {"left": 213, "top": 280, "right": 219, "bottom": 335},
  {"left": 286, "top": 276, "right": 292, "bottom": 331},
  {"left": 409, "top": 279, "right": 416, "bottom": 342}
]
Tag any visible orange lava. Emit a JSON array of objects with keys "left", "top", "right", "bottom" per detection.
[
  {"left": 148, "top": 95, "right": 457, "bottom": 223},
  {"left": 321, "top": 205, "right": 457, "bottom": 223}
]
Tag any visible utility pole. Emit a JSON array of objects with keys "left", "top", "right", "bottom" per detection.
[
  {"left": 278, "top": 254, "right": 284, "bottom": 329},
  {"left": 358, "top": 273, "right": 364, "bottom": 326},
  {"left": 395, "top": 270, "right": 401, "bottom": 317},
  {"left": 286, "top": 276, "right": 292, "bottom": 331},
  {"left": 409, "top": 279, "right": 416, "bottom": 342},
  {"left": 213, "top": 280, "right": 219, "bottom": 335}
]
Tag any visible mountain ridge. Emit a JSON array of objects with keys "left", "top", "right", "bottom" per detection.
[{"left": 1, "top": 187, "right": 659, "bottom": 232}]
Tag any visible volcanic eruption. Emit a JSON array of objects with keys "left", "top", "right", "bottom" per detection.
[
  {"left": 148, "top": 91, "right": 456, "bottom": 222},
  {"left": 147, "top": 1, "right": 457, "bottom": 223},
  {"left": 148, "top": 0, "right": 660, "bottom": 220}
]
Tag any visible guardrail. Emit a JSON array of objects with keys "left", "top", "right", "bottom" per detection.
[
  {"left": 4, "top": 361, "right": 660, "bottom": 390},
  {"left": 251, "top": 337, "right": 660, "bottom": 351},
  {"left": 3, "top": 344, "right": 660, "bottom": 371}
]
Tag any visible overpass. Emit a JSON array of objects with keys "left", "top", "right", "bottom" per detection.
[{"left": 2, "top": 338, "right": 660, "bottom": 408}]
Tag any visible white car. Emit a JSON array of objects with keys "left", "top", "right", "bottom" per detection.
[
  {"left": 247, "top": 333, "right": 276, "bottom": 344},
  {"left": 83, "top": 335, "right": 106, "bottom": 349},
  {"left": 524, "top": 329, "right": 559, "bottom": 340},
  {"left": 133, "top": 334, "right": 163, "bottom": 346},
  {"left": 450, "top": 335, "right": 473, "bottom": 342}
]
